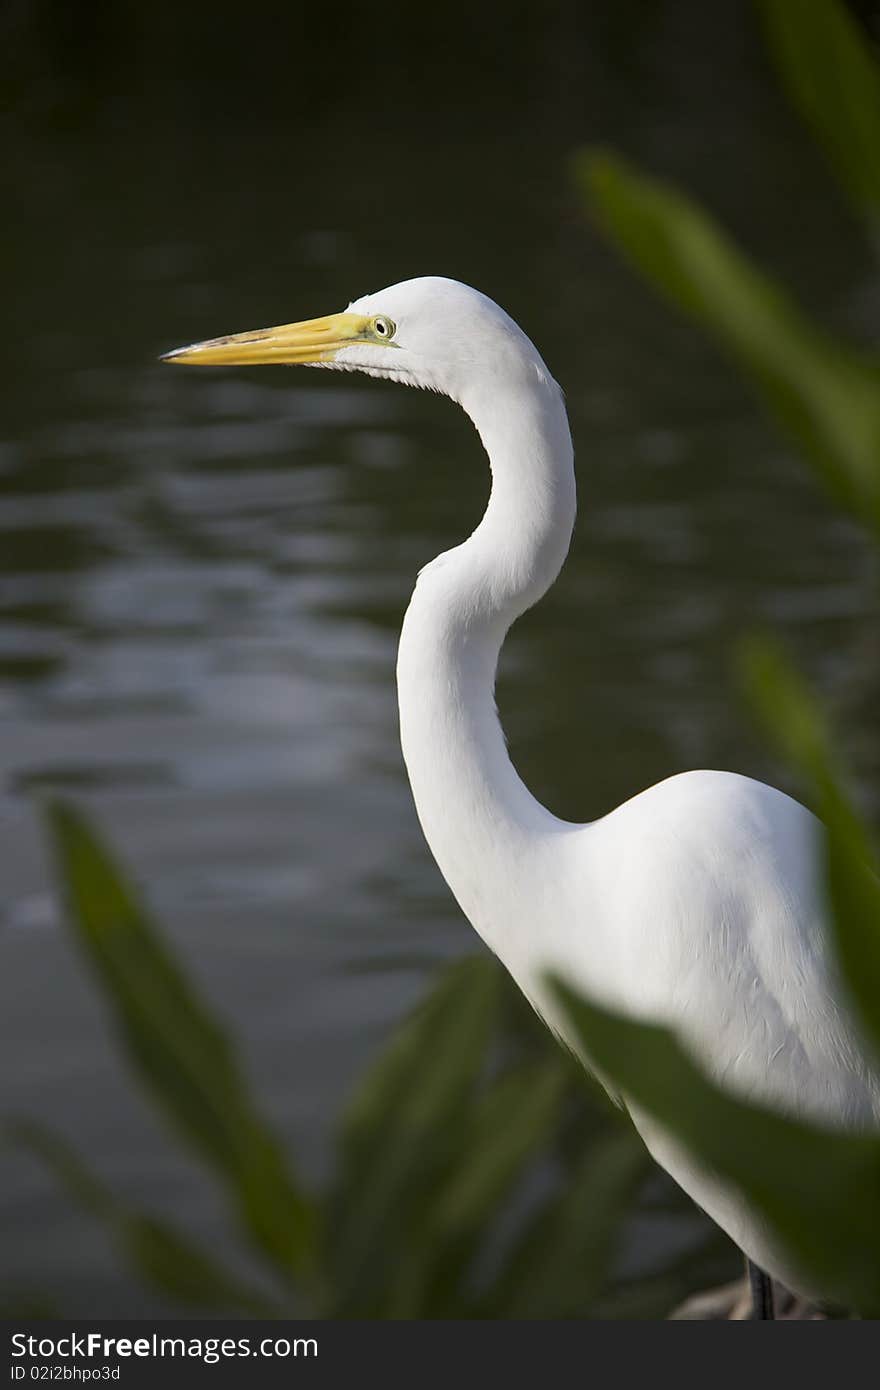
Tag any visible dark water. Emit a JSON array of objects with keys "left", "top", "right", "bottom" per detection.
[{"left": 3, "top": 2, "right": 879, "bottom": 1314}]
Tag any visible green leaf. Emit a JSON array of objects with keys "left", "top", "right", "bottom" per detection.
[
  {"left": 579, "top": 151, "right": 880, "bottom": 535},
  {"left": 384, "top": 1059, "right": 568, "bottom": 1317},
  {"left": 326, "top": 955, "right": 499, "bottom": 1315},
  {"left": 427, "top": 1060, "right": 566, "bottom": 1242},
  {"left": 741, "top": 636, "right": 880, "bottom": 1060},
  {"left": 44, "top": 800, "right": 315, "bottom": 1286},
  {"left": 759, "top": 0, "right": 880, "bottom": 231},
  {"left": 5, "top": 1121, "right": 280, "bottom": 1315},
  {"left": 481, "top": 1127, "right": 645, "bottom": 1318},
  {"left": 551, "top": 978, "right": 880, "bottom": 1314}
]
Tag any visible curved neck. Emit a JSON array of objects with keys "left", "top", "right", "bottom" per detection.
[{"left": 396, "top": 375, "right": 576, "bottom": 949}]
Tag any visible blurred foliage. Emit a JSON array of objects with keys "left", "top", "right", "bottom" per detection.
[
  {"left": 5, "top": 802, "right": 727, "bottom": 1319},
  {"left": 565, "top": 0, "right": 880, "bottom": 1314},
  {"left": 46, "top": 802, "right": 316, "bottom": 1289},
  {"left": 6, "top": 1119, "right": 278, "bottom": 1317},
  {"left": 577, "top": 153, "right": 880, "bottom": 536},
  {"left": 553, "top": 977, "right": 880, "bottom": 1315},
  {"left": 743, "top": 638, "right": 880, "bottom": 1063},
  {"left": 757, "top": 0, "right": 880, "bottom": 236}
]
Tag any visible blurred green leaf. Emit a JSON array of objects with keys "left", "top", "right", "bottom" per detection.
[
  {"left": 742, "top": 635, "right": 880, "bottom": 1060},
  {"left": 482, "top": 1128, "right": 645, "bottom": 1318},
  {"left": 428, "top": 1060, "right": 566, "bottom": 1242},
  {"left": 5, "top": 1120, "right": 280, "bottom": 1315},
  {"left": 45, "top": 800, "right": 315, "bottom": 1286},
  {"left": 758, "top": 0, "right": 880, "bottom": 231},
  {"left": 385, "top": 1058, "right": 569, "bottom": 1317},
  {"left": 551, "top": 977, "right": 880, "bottom": 1314},
  {"left": 326, "top": 955, "right": 499, "bottom": 1315},
  {"left": 34, "top": 801, "right": 646, "bottom": 1320},
  {"left": 579, "top": 151, "right": 880, "bottom": 535}
]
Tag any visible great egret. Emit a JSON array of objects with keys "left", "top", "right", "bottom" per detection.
[{"left": 164, "top": 276, "right": 879, "bottom": 1314}]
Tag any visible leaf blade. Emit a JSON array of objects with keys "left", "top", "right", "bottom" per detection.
[
  {"left": 759, "top": 0, "right": 880, "bottom": 230},
  {"left": 45, "top": 800, "right": 315, "bottom": 1285},
  {"left": 551, "top": 977, "right": 880, "bottom": 1314},
  {"left": 5, "top": 1120, "right": 281, "bottom": 1316},
  {"left": 481, "top": 1127, "right": 646, "bottom": 1319},
  {"left": 579, "top": 150, "right": 880, "bottom": 536},
  {"left": 741, "top": 636, "right": 880, "bottom": 1061},
  {"left": 326, "top": 955, "right": 500, "bottom": 1315}
]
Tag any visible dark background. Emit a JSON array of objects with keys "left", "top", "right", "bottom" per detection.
[{"left": 2, "top": 0, "right": 879, "bottom": 1314}]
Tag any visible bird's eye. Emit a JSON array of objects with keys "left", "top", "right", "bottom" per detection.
[{"left": 371, "top": 315, "right": 395, "bottom": 340}]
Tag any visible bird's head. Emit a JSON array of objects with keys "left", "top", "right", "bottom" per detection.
[{"left": 161, "top": 276, "right": 555, "bottom": 407}]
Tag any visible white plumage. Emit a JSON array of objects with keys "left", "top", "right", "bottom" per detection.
[{"left": 166, "top": 276, "right": 880, "bottom": 1300}]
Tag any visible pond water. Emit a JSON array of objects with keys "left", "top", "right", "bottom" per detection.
[{"left": 2, "top": 2, "right": 878, "bottom": 1314}]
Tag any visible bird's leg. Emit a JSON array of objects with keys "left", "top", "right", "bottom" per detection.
[{"left": 747, "top": 1259, "right": 775, "bottom": 1319}]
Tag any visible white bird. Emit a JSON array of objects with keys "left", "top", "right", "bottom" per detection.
[{"left": 164, "top": 276, "right": 879, "bottom": 1310}]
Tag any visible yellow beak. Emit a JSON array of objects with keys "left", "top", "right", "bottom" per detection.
[{"left": 160, "top": 311, "right": 371, "bottom": 367}]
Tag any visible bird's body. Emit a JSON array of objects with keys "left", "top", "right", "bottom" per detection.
[{"left": 165, "top": 276, "right": 879, "bottom": 1301}]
